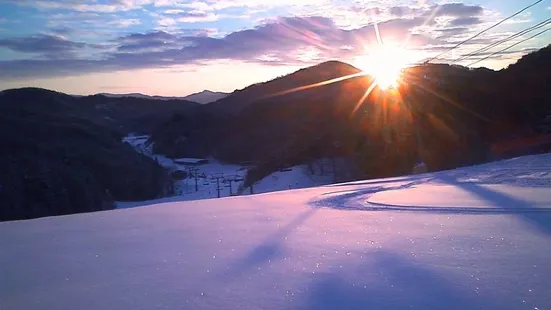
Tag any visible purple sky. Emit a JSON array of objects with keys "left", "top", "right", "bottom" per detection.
[{"left": 0, "top": 0, "right": 549, "bottom": 95}]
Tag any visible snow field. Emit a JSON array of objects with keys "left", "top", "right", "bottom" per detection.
[{"left": 1, "top": 154, "right": 550, "bottom": 310}]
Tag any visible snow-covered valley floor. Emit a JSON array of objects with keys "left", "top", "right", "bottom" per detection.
[
  {"left": 1, "top": 154, "right": 551, "bottom": 310},
  {"left": 118, "top": 135, "right": 336, "bottom": 207}
]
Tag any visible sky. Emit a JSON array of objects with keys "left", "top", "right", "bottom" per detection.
[{"left": 0, "top": 0, "right": 550, "bottom": 96}]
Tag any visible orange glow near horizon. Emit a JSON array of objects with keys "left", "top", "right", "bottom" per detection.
[{"left": 258, "top": 21, "right": 428, "bottom": 123}]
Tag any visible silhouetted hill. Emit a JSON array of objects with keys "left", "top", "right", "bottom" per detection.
[
  {"left": 398, "top": 45, "right": 551, "bottom": 170},
  {"left": 497, "top": 44, "right": 551, "bottom": 135},
  {"left": 206, "top": 61, "right": 362, "bottom": 114},
  {"left": 96, "top": 90, "right": 229, "bottom": 104},
  {"left": 2, "top": 46, "right": 549, "bottom": 220},
  {"left": 97, "top": 92, "right": 187, "bottom": 101},
  {"left": 77, "top": 94, "right": 201, "bottom": 133},
  {"left": 183, "top": 90, "right": 229, "bottom": 104},
  {"left": 151, "top": 60, "right": 419, "bottom": 180},
  {"left": 151, "top": 46, "right": 551, "bottom": 183},
  {"left": 150, "top": 61, "right": 364, "bottom": 159},
  {"left": 1, "top": 88, "right": 202, "bottom": 134},
  {"left": 0, "top": 88, "right": 203, "bottom": 221}
]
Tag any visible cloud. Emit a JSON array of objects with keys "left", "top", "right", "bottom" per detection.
[
  {"left": 46, "top": 12, "right": 108, "bottom": 28},
  {"left": 389, "top": 6, "right": 414, "bottom": 17},
  {"left": 433, "top": 3, "right": 484, "bottom": 17},
  {"left": 292, "top": 2, "right": 486, "bottom": 30},
  {"left": 0, "top": 0, "right": 538, "bottom": 81},
  {"left": 108, "top": 18, "right": 141, "bottom": 28},
  {"left": 3, "top": 0, "right": 326, "bottom": 13},
  {"left": 164, "top": 0, "right": 330, "bottom": 11},
  {"left": 0, "top": 34, "right": 86, "bottom": 55},
  {"left": 384, "top": 3, "right": 484, "bottom": 22},
  {"left": 0, "top": 15, "right": 441, "bottom": 79},
  {"left": 176, "top": 11, "right": 219, "bottom": 23},
  {"left": 434, "top": 27, "right": 470, "bottom": 37},
  {"left": 48, "top": 27, "right": 74, "bottom": 35},
  {"left": 155, "top": 9, "right": 248, "bottom": 26},
  {"left": 2, "top": 0, "right": 155, "bottom": 12},
  {"left": 35, "top": 1, "right": 122, "bottom": 12},
  {"left": 164, "top": 9, "right": 186, "bottom": 14},
  {"left": 448, "top": 16, "right": 482, "bottom": 27},
  {"left": 115, "top": 31, "right": 179, "bottom": 52}
]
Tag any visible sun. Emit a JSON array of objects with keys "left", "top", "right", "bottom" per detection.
[{"left": 358, "top": 45, "right": 409, "bottom": 90}]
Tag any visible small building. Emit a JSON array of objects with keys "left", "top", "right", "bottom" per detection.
[
  {"left": 170, "top": 169, "right": 188, "bottom": 180},
  {"left": 173, "top": 158, "right": 210, "bottom": 166}
]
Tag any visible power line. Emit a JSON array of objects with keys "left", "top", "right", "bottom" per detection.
[
  {"left": 453, "top": 17, "right": 551, "bottom": 64},
  {"left": 426, "top": 0, "right": 546, "bottom": 63},
  {"left": 466, "top": 27, "right": 551, "bottom": 67}
]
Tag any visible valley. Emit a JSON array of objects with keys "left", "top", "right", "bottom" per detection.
[
  {"left": 1, "top": 2, "right": 550, "bottom": 309},
  {"left": 1, "top": 45, "right": 550, "bottom": 221}
]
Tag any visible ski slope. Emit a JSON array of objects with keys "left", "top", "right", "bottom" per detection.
[
  {"left": 2, "top": 154, "right": 551, "bottom": 310},
  {"left": 119, "top": 135, "right": 334, "bottom": 207}
]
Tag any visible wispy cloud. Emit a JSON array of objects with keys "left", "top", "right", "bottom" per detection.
[
  {"left": 0, "top": 34, "right": 87, "bottom": 58},
  {"left": 108, "top": 18, "right": 141, "bottom": 28},
  {"left": 0, "top": 0, "right": 548, "bottom": 81},
  {"left": 4, "top": 0, "right": 326, "bottom": 13},
  {"left": 449, "top": 16, "right": 482, "bottom": 26},
  {"left": 157, "top": 0, "right": 330, "bottom": 11},
  {"left": 0, "top": 15, "right": 441, "bottom": 79},
  {"left": 4, "top": 0, "right": 149, "bottom": 12},
  {"left": 175, "top": 11, "right": 219, "bottom": 23},
  {"left": 48, "top": 27, "right": 74, "bottom": 35}
]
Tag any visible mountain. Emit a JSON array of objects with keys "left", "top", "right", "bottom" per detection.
[
  {"left": 150, "top": 60, "right": 427, "bottom": 184},
  {"left": 150, "top": 60, "right": 371, "bottom": 167},
  {"left": 2, "top": 153, "right": 550, "bottom": 309},
  {"left": 95, "top": 90, "right": 230, "bottom": 104},
  {"left": 0, "top": 88, "right": 204, "bottom": 221},
  {"left": 2, "top": 45, "right": 549, "bottom": 221},
  {"left": 183, "top": 90, "right": 229, "bottom": 104},
  {"left": 77, "top": 94, "right": 201, "bottom": 134},
  {"left": 150, "top": 46, "right": 551, "bottom": 185},
  {"left": 97, "top": 92, "right": 187, "bottom": 101},
  {"left": 206, "top": 60, "right": 363, "bottom": 114},
  {"left": 496, "top": 44, "right": 551, "bottom": 135}
]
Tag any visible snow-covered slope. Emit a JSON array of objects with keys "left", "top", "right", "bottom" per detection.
[
  {"left": 2, "top": 154, "right": 550, "bottom": 310},
  {"left": 120, "top": 135, "right": 334, "bottom": 207}
]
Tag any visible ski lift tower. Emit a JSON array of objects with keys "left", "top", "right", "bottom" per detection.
[{"left": 210, "top": 173, "right": 224, "bottom": 198}]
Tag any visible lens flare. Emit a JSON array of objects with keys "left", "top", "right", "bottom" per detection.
[{"left": 359, "top": 45, "right": 408, "bottom": 90}]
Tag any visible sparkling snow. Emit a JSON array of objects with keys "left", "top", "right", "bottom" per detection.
[{"left": 1, "top": 154, "right": 550, "bottom": 310}]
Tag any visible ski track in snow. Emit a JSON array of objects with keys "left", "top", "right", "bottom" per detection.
[{"left": 311, "top": 154, "right": 551, "bottom": 212}]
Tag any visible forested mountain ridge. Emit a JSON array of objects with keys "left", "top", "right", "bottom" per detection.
[
  {"left": 151, "top": 45, "right": 551, "bottom": 180},
  {"left": 0, "top": 89, "right": 200, "bottom": 221},
  {"left": 1, "top": 45, "right": 549, "bottom": 221}
]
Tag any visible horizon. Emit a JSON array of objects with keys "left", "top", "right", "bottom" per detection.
[
  {"left": 1, "top": 0, "right": 550, "bottom": 96},
  {"left": 0, "top": 58, "right": 524, "bottom": 98}
]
